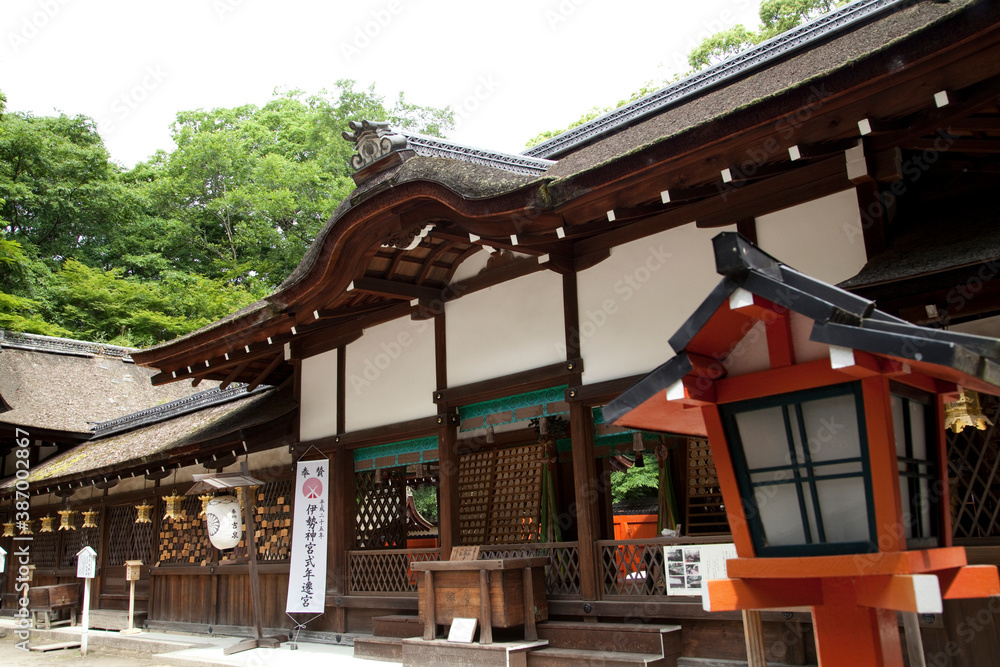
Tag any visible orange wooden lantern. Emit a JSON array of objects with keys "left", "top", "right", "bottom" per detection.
[{"left": 606, "top": 234, "right": 1000, "bottom": 666}]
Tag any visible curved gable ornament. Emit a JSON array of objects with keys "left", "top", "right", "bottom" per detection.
[{"left": 343, "top": 120, "right": 410, "bottom": 172}]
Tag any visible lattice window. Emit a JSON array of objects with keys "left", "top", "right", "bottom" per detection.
[
  {"left": 158, "top": 494, "right": 214, "bottom": 565},
  {"left": 107, "top": 503, "right": 154, "bottom": 566},
  {"left": 59, "top": 524, "right": 84, "bottom": 568},
  {"left": 487, "top": 444, "right": 543, "bottom": 544},
  {"left": 31, "top": 526, "right": 59, "bottom": 568},
  {"left": 253, "top": 479, "right": 293, "bottom": 561},
  {"left": 685, "top": 438, "right": 730, "bottom": 535},
  {"left": 458, "top": 450, "right": 494, "bottom": 545},
  {"left": 356, "top": 469, "right": 406, "bottom": 549},
  {"left": 458, "top": 444, "right": 544, "bottom": 545},
  {"left": 949, "top": 393, "right": 1000, "bottom": 539}
]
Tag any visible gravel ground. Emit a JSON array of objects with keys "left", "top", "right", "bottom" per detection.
[{"left": 0, "top": 629, "right": 174, "bottom": 666}]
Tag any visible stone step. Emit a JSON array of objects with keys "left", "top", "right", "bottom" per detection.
[
  {"left": 537, "top": 621, "right": 682, "bottom": 657},
  {"left": 528, "top": 646, "right": 671, "bottom": 667},
  {"left": 354, "top": 635, "right": 403, "bottom": 662},
  {"left": 371, "top": 614, "right": 423, "bottom": 639}
]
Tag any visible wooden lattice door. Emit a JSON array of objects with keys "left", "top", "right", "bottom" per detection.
[
  {"left": 458, "top": 443, "right": 544, "bottom": 545},
  {"left": 684, "top": 438, "right": 730, "bottom": 535},
  {"left": 356, "top": 469, "right": 406, "bottom": 549},
  {"left": 949, "top": 393, "right": 1000, "bottom": 538}
]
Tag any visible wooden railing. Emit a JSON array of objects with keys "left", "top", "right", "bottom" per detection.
[
  {"left": 479, "top": 541, "right": 581, "bottom": 598},
  {"left": 597, "top": 536, "right": 733, "bottom": 598},
  {"left": 346, "top": 543, "right": 582, "bottom": 598},
  {"left": 347, "top": 548, "right": 440, "bottom": 595}
]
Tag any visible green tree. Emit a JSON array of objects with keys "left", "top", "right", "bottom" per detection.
[
  {"left": 0, "top": 111, "right": 136, "bottom": 266},
  {"left": 688, "top": 0, "right": 849, "bottom": 69},
  {"left": 611, "top": 460, "right": 660, "bottom": 504},
  {"left": 132, "top": 81, "right": 454, "bottom": 290}
]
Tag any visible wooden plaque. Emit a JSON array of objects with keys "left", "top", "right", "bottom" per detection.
[{"left": 450, "top": 545, "right": 481, "bottom": 561}]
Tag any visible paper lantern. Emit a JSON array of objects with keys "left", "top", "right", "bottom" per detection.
[
  {"left": 57, "top": 509, "right": 77, "bottom": 531},
  {"left": 39, "top": 515, "right": 54, "bottom": 532},
  {"left": 82, "top": 510, "right": 99, "bottom": 529},
  {"left": 2, "top": 522, "right": 14, "bottom": 537},
  {"left": 19, "top": 519, "right": 33, "bottom": 536},
  {"left": 135, "top": 501, "right": 153, "bottom": 524},
  {"left": 205, "top": 494, "right": 242, "bottom": 550}
]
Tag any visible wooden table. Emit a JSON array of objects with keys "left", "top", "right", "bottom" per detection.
[{"left": 411, "top": 556, "right": 549, "bottom": 645}]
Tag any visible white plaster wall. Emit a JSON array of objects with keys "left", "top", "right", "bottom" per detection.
[
  {"left": 578, "top": 224, "right": 736, "bottom": 384},
  {"left": 346, "top": 315, "right": 436, "bottom": 432},
  {"left": 755, "top": 189, "right": 868, "bottom": 285},
  {"left": 951, "top": 314, "right": 1000, "bottom": 339},
  {"left": 446, "top": 269, "right": 565, "bottom": 387},
  {"left": 450, "top": 247, "right": 489, "bottom": 283},
  {"left": 300, "top": 347, "right": 338, "bottom": 441}
]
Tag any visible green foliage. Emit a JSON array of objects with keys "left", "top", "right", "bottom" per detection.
[
  {"left": 412, "top": 485, "right": 438, "bottom": 523},
  {"left": 610, "top": 459, "right": 660, "bottom": 504},
  {"left": 688, "top": 0, "right": 849, "bottom": 69},
  {"left": 525, "top": 0, "right": 852, "bottom": 147},
  {"left": 0, "top": 81, "right": 453, "bottom": 344},
  {"left": 525, "top": 82, "right": 661, "bottom": 148}
]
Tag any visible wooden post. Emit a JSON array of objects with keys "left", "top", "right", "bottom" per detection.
[
  {"left": 523, "top": 566, "right": 537, "bottom": 641},
  {"left": 478, "top": 569, "right": 493, "bottom": 645},
  {"left": 80, "top": 578, "right": 91, "bottom": 656},
  {"left": 742, "top": 609, "right": 768, "bottom": 666},
  {"left": 329, "top": 444, "right": 354, "bottom": 633},
  {"left": 242, "top": 486, "right": 265, "bottom": 641},
  {"left": 422, "top": 570, "right": 436, "bottom": 640},
  {"left": 569, "top": 402, "right": 600, "bottom": 603},
  {"left": 437, "top": 416, "right": 460, "bottom": 559},
  {"left": 902, "top": 612, "right": 927, "bottom": 667}
]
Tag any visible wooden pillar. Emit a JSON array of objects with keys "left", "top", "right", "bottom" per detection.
[
  {"left": 812, "top": 578, "right": 903, "bottom": 667},
  {"left": 328, "top": 443, "right": 354, "bottom": 633},
  {"left": 569, "top": 402, "right": 600, "bottom": 602},
  {"left": 742, "top": 609, "right": 768, "bottom": 667},
  {"left": 437, "top": 417, "right": 460, "bottom": 559}
]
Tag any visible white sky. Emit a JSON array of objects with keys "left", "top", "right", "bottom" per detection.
[{"left": 2, "top": 0, "right": 763, "bottom": 167}]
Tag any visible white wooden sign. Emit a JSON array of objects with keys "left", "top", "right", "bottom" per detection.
[
  {"left": 0, "top": 545, "right": 6, "bottom": 573},
  {"left": 664, "top": 542, "right": 736, "bottom": 597},
  {"left": 448, "top": 618, "right": 478, "bottom": 643},
  {"left": 286, "top": 459, "right": 329, "bottom": 614},
  {"left": 77, "top": 546, "right": 97, "bottom": 579}
]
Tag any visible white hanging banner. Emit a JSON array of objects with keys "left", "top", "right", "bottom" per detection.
[{"left": 286, "top": 459, "right": 329, "bottom": 614}]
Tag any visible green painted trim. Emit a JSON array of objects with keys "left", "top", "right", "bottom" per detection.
[
  {"left": 459, "top": 385, "right": 569, "bottom": 431},
  {"left": 353, "top": 436, "right": 439, "bottom": 471}
]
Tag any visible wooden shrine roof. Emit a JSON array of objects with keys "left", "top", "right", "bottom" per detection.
[
  {"left": 0, "top": 383, "right": 295, "bottom": 494},
  {"left": 0, "top": 331, "right": 212, "bottom": 438},
  {"left": 132, "top": 0, "right": 1000, "bottom": 389}
]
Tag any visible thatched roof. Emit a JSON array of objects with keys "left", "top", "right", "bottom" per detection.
[
  {"left": 0, "top": 332, "right": 213, "bottom": 436},
  {"left": 1, "top": 384, "right": 295, "bottom": 488}
]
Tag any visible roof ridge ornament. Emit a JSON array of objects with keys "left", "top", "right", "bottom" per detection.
[{"left": 343, "top": 120, "right": 410, "bottom": 172}]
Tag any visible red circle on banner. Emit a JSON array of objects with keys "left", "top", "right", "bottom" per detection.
[{"left": 302, "top": 478, "right": 323, "bottom": 499}]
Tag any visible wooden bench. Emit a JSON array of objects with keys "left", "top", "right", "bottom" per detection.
[{"left": 28, "top": 583, "right": 80, "bottom": 630}]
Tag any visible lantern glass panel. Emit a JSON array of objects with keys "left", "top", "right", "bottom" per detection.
[
  {"left": 724, "top": 382, "right": 876, "bottom": 557},
  {"left": 890, "top": 388, "right": 938, "bottom": 546}
]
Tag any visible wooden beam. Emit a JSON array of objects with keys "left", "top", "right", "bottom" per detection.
[
  {"left": 434, "top": 359, "right": 582, "bottom": 406},
  {"left": 704, "top": 578, "right": 823, "bottom": 611},
  {"left": 247, "top": 352, "right": 285, "bottom": 392},
  {"left": 348, "top": 276, "right": 443, "bottom": 302},
  {"left": 220, "top": 361, "right": 249, "bottom": 390}
]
